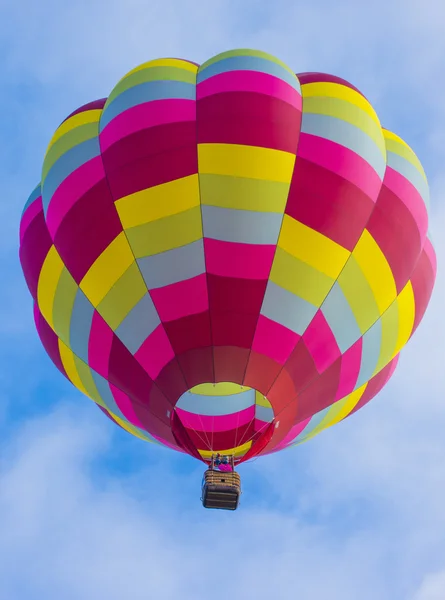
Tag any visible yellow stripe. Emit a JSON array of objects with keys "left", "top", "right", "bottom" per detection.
[
  {"left": 373, "top": 300, "right": 399, "bottom": 376},
  {"left": 125, "top": 206, "right": 203, "bottom": 258},
  {"left": 310, "top": 385, "right": 367, "bottom": 439},
  {"left": 278, "top": 215, "right": 350, "bottom": 278},
  {"left": 270, "top": 247, "right": 334, "bottom": 307},
  {"left": 198, "top": 440, "right": 252, "bottom": 458},
  {"left": 199, "top": 174, "right": 290, "bottom": 213},
  {"left": 116, "top": 175, "right": 200, "bottom": 228},
  {"left": 303, "top": 96, "right": 386, "bottom": 159},
  {"left": 45, "top": 110, "right": 102, "bottom": 157},
  {"left": 96, "top": 263, "right": 147, "bottom": 330},
  {"left": 190, "top": 382, "right": 251, "bottom": 396},
  {"left": 353, "top": 229, "right": 397, "bottom": 315},
  {"left": 72, "top": 357, "right": 108, "bottom": 408},
  {"left": 392, "top": 281, "right": 415, "bottom": 357},
  {"left": 37, "top": 246, "right": 65, "bottom": 330},
  {"left": 383, "top": 129, "right": 412, "bottom": 151},
  {"left": 384, "top": 134, "right": 427, "bottom": 181},
  {"left": 58, "top": 340, "right": 90, "bottom": 397},
  {"left": 110, "top": 411, "right": 153, "bottom": 442},
  {"left": 255, "top": 390, "right": 272, "bottom": 409},
  {"left": 302, "top": 82, "right": 381, "bottom": 127},
  {"left": 80, "top": 232, "right": 135, "bottom": 306},
  {"left": 125, "top": 58, "right": 198, "bottom": 78},
  {"left": 198, "top": 143, "right": 295, "bottom": 182},
  {"left": 338, "top": 255, "right": 380, "bottom": 334}
]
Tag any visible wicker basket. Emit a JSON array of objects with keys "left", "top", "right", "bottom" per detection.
[{"left": 201, "top": 469, "right": 241, "bottom": 510}]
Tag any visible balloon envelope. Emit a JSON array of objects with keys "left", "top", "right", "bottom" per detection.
[{"left": 19, "top": 49, "right": 437, "bottom": 464}]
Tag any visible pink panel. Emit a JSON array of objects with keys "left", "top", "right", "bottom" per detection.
[
  {"left": 197, "top": 70, "right": 302, "bottom": 108},
  {"left": 384, "top": 167, "right": 428, "bottom": 239},
  {"left": 334, "top": 338, "right": 362, "bottom": 400},
  {"left": 110, "top": 383, "right": 145, "bottom": 428},
  {"left": 45, "top": 157, "right": 105, "bottom": 236},
  {"left": 303, "top": 310, "right": 341, "bottom": 373},
  {"left": 252, "top": 315, "right": 300, "bottom": 364},
  {"left": 88, "top": 311, "right": 113, "bottom": 378},
  {"left": 297, "top": 133, "right": 382, "bottom": 200},
  {"left": 150, "top": 273, "right": 209, "bottom": 322},
  {"left": 20, "top": 199, "right": 42, "bottom": 243},
  {"left": 423, "top": 237, "right": 437, "bottom": 277},
  {"left": 204, "top": 238, "right": 275, "bottom": 279},
  {"left": 135, "top": 324, "right": 175, "bottom": 379},
  {"left": 176, "top": 405, "right": 255, "bottom": 433},
  {"left": 273, "top": 416, "right": 312, "bottom": 451},
  {"left": 100, "top": 99, "right": 196, "bottom": 151}
]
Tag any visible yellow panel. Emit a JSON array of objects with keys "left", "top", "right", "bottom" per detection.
[
  {"left": 255, "top": 391, "right": 272, "bottom": 409},
  {"left": 110, "top": 411, "right": 153, "bottom": 442},
  {"left": 278, "top": 215, "right": 350, "bottom": 278},
  {"left": 72, "top": 356, "right": 107, "bottom": 408},
  {"left": 338, "top": 254, "right": 380, "bottom": 334},
  {"left": 311, "top": 385, "right": 367, "bottom": 438},
  {"left": 384, "top": 135, "right": 426, "bottom": 180},
  {"left": 198, "top": 440, "right": 252, "bottom": 458},
  {"left": 125, "top": 206, "right": 202, "bottom": 258},
  {"left": 303, "top": 96, "right": 386, "bottom": 157},
  {"left": 52, "top": 267, "right": 78, "bottom": 345},
  {"left": 392, "top": 281, "right": 415, "bottom": 357},
  {"left": 199, "top": 174, "right": 290, "bottom": 213},
  {"left": 58, "top": 339, "right": 90, "bottom": 398},
  {"left": 198, "top": 143, "right": 295, "bottom": 182},
  {"left": 270, "top": 247, "right": 334, "bottom": 307},
  {"left": 301, "top": 82, "right": 381, "bottom": 126},
  {"left": 383, "top": 128, "right": 413, "bottom": 152},
  {"left": 373, "top": 300, "right": 399, "bottom": 375},
  {"left": 80, "top": 232, "right": 134, "bottom": 306},
  {"left": 353, "top": 229, "right": 397, "bottom": 315},
  {"left": 190, "top": 382, "right": 251, "bottom": 396},
  {"left": 45, "top": 110, "right": 102, "bottom": 156},
  {"left": 37, "top": 245, "right": 65, "bottom": 330},
  {"left": 116, "top": 175, "right": 200, "bottom": 229},
  {"left": 125, "top": 58, "right": 198, "bottom": 78},
  {"left": 97, "top": 262, "right": 147, "bottom": 330}
]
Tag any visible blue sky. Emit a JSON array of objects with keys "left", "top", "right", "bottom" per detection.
[{"left": 1, "top": 0, "right": 445, "bottom": 598}]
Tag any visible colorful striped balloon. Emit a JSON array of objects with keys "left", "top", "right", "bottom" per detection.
[{"left": 19, "top": 49, "right": 436, "bottom": 464}]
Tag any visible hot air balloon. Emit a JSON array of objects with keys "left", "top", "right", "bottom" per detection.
[{"left": 19, "top": 49, "right": 436, "bottom": 510}]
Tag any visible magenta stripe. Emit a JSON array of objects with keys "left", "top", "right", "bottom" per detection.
[
  {"left": 384, "top": 167, "right": 429, "bottom": 239},
  {"left": 88, "top": 312, "right": 113, "bottom": 378},
  {"left": 254, "top": 418, "right": 270, "bottom": 432},
  {"left": 196, "top": 70, "right": 302, "bottom": 108},
  {"left": 423, "top": 237, "right": 437, "bottom": 277},
  {"left": 334, "top": 338, "right": 362, "bottom": 400},
  {"left": 152, "top": 433, "right": 183, "bottom": 451},
  {"left": 252, "top": 315, "right": 300, "bottom": 365},
  {"left": 135, "top": 324, "right": 175, "bottom": 379},
  {"left": 100, "top": 99, "right": 196, "bottom": 151},
  {"left": 274, "top": 417, "right": 312, "bottom": 450},
  {"left": 204, "top": 238, "right": 275, "bottom": 279},
  {"left": 297, "top": 133, "right": 382, "bottom": 201},
  {"left": 110, "top": 383, "right": 145, "bottom": 428},
  {"left": 303, "top": 311, "right": 341, "bottom": 373},
  {"left": 45, "top": 157, "right": 105, "bottom": 237},
  {"left": 150, "top": 273, "right": 209, "bottom": 322},
  {"left": 20, "top": 198, "right": 43, "bottom": 243},
  {"left": 176, "top": 405, "right": 255, "bottom": 432}
]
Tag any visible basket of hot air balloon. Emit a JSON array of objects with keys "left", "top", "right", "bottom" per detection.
[{"left": 19, "top": 49, "right": 437, "bottom": 510}]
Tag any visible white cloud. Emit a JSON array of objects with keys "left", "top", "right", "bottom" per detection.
[
  {"left": 0, "top": 401, "right": 417, "bottom": 600},
  {"left": 414, "top": 571, "right": 445, "bottom": 600}
]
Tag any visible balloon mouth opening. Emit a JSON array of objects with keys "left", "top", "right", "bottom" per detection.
[{"left": 173, "top": 382, "right": 275, "bottom": 460}]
